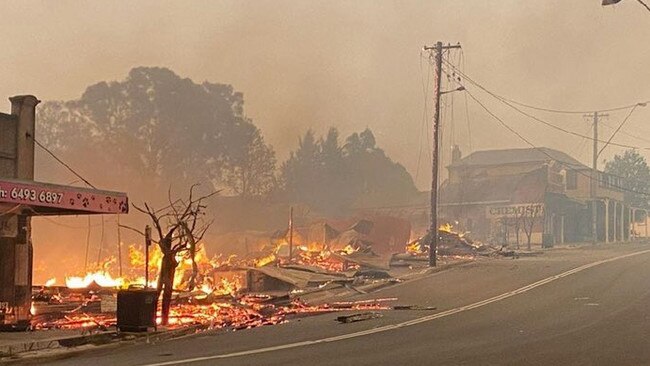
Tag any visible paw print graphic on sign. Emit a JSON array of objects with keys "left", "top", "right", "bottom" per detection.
[{"left": 81, "top": 197, "right": 90, "bottom": 208}]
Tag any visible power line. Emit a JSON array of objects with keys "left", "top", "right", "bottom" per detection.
[
  {"left": 569, "top": 123, "right": 594, "bottom": 160},
  {"left": 459, "top": 81, "right": 650, "bottom": 198},
  {"left": 443, "top": 64, "right": 650, "bottom": 191},
  {"left": 440, "top": 58, "right": 649, "bottom": 115},
  {"left": 460, "top": 49, "right": 473, "bottom": 152},
  {"left": 498, "top": 96, "right": 645, "bottom": 115},
  {"left": 0, "top": 205, "right": 24, "bottom": 217},
  {"left": 33, "top": 137, "right": 96, "bottom": 189},
  {"left": 442, "top": 60, "right": 650, "bottom": 151},
  {"left": 85, "top": 216, "right": 91, "bottom": 271},
  {"left": 97, "top": 214, "right": 105, "bottom": 264},
  {"left": 416, "top": 51, "right": 434, "bottom": 183},
  {"left": 637, "top": 0, "right": 650, "bottom": 13},
  {"left": 599, "top": 120, "right": 650, "bottom": 144},
  {"left": 598, "top": 105, "right": 640, "bottom": 157}
]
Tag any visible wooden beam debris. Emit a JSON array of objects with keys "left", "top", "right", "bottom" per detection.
[{"left": 335, "top": 312, "right": 382, "bottom": 324}]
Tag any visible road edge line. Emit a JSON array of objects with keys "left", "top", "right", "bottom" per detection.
[{"left": 140, "top": 248, "right": 650, "bottom": 366}]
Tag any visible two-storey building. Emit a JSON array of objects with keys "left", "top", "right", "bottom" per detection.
[{"left": 438, "top": 146, "right": 635, "bottom": 246}]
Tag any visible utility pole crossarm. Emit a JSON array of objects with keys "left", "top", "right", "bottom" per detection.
[{"left": 423, "top": 43, "right": 462, "bottom": 51}]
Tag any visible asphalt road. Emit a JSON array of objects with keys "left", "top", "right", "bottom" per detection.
[{"left": 38, "top": 244, "right": 650, "bottom": 366}]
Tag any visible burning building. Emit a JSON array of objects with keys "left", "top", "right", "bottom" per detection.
[
  {"left": 438, "top": 146, "right": 636, "bottom": 246},
  {"left": 0, "top": 95, "right": 128, "bottom": 330}
]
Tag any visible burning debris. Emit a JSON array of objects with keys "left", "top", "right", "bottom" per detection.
[
  {"left": 31, "top": 213, "right": 460, "bottom": 336},
  {"left": 336, "top": 312, "right": 382, "bottom": 324},
  {"left": 30, "top": 283, "right": 395, "bottom": 332},
  {"left": 30, "top": 235, "right": 397, "bottom": 333},
  {"left": 397, "top": 223, "right": 525, "bottom": 265}
]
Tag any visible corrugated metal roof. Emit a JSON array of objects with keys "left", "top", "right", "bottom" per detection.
[
  {"left": 450, "top": 147, "right": 588, "bottom": 169},
  {"left": 440, "top": 168, "right": 548, "bottom": 205}
]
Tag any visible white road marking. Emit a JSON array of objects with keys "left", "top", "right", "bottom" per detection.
[{"left": 140, "top": 249, "right": 650, "bottom": 366}]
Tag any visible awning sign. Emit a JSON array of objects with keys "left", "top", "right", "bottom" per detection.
[
  {"left": 487, "top": 204, "right": 544, "bottom": 217},
  {"left": 0, "top": 179, "right": 128, "bottom": 215}
]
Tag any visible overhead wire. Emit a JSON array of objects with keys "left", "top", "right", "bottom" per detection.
[
  {"left": 33, "top": 137, "right": 96, "bottom": 189},
  {"left": 442, "top": 59, "right": 650, "bottom": 151},
  {"left": 415, "top": 51, "right": 433, "bottom": 183},
  {"left": 31, "top": 215, "right": 114, "bottom": 229},
  {"left": 569, "top": 123, "right": 594, "bottom": 161},
  {"left": 497, "top": 96, "right": 646, "bottom": 115},
  {"left": 0, "top": 204, "right": 24, "bottom": 217},
  {"left": 97, "top": 215, "right": 105, "bottom": 264},
  {"left": 438, "top": 60, "right": 650, "bottom": 115},
  {"left": 599, "top": 120, "right": 650, "bottom": 144},
  {"left": 84, "top": 216, "right": 91, "bottom": 271},
  {"left": 449, "top": 71, "right": 650, "bottom": 198},
  {"left": 598, "top": 104, "right": 640, "bottom": 157},
  {"left": 460, "top": 49, "right": 473, "bottom": 152},
  {"left": 636, "top": 0, "right": 650, "bottom": 13},
  {"left": 117, "top": 214, "right": 123, "bottom": 277}
]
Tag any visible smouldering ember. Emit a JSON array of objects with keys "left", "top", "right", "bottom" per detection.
[
  {"left": 32, "top": 241, "right": 385, "bottom": 332},
  {"left": 31, "top": 296, "right": 395, "bottom": 331},
  {"left": 405, "top": 223, "right": 476, "bottom": 256}
]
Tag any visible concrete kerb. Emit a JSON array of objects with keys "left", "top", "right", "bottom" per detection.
[{"left": 0, "top": 325, "right": 206, "bottom": 364}]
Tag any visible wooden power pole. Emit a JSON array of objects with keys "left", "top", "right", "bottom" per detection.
[
  {"left": 591, "top": 111, "right": 599, "bottom": 245},
  {"left": 423, "top": 41, "right": 461, "bottom": 267},
  {"left": 586, "top": 111, "right": 607, "bottom": 244}
]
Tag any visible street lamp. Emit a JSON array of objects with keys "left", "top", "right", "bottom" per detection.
[
  {"left": 602, "top": 0, "right": 650, "bottom": 12},
  {"left": 440, "top": 86, "right": 465, "bottom": 95}
]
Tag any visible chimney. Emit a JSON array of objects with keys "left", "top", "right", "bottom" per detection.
[
  {"left": 9, "top": 95, "right": 40, "bottom": 180},
  {"left": 451, "top": 144, "right": 462, "bottom": 164}
]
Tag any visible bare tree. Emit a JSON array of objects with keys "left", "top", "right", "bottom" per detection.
[
  {"left": 132, "top": 185, "right": 217, "bottom": 325},
  {"left": 514, "top": 208, "right": 527, "bottom": 249},
  {"left": 521, "top": 204, "right": 543, "bottom": 251}
]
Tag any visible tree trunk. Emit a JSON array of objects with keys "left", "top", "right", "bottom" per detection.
[
  {"left": 157, "top": 254, "right": 177, "bottom": 325},
  {"left": 515, "top": 225, "right": 520, "bottom": 249},
  {"left": 526, "top": 216, "right": 534, "bottom": 251}
]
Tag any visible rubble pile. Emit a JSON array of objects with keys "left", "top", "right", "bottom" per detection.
[
  {"left": 397, "top": 224, "right": 509, "bottom": 266},
  {"left": 30, "top": 225, "right": 397, "bottom": 332},
  {"left": 30, "top": 282, "right": 394, "bottom": 331},
  {"left": 29, "top": 218, "right": 461, "bottom": 333}
]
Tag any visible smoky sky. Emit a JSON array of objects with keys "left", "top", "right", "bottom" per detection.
[{"left": 2, "top": 0, "right": 650, "bottom": 189}]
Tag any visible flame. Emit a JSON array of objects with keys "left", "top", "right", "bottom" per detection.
[
  {"left": 254, "top": 253, "right": 276, "bottom": 267},
  {"left": 439, "top": 223, "right": 454, "bottom": 233},
  {"left": 214, "top": 277, "right": 242, "bottom": 296},
  {"left": 405, "top": 241, "right": 423, "bottom": 254},
  {"left": 340, "top": 244, "right": 358, "bottom": 255},
  {"left": 60, "top": 237, "right": 362, "bottom": 294},
  {"left": 30, "top": 302, "right": 36, "bottom": 316},
  {"left": 405, "top": 224, "right": 468, "bottom": 255},
  {"left": 44, "top": 278, "right": 56, "bottom": 287},
  {"left": 36, "top": 235, "right": 403, "bottom": 331},
  {"left": 63, "top": 244, "right": 243, "bottom": 294},
  {"left": 65, "top": 271, "right": 124, "bottom": 289}
]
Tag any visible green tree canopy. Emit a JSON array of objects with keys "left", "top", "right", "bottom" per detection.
[
  {"left": 37, "top": 67, "right": 275, "bottom": 198},
  {"left": 604, "top": 149, "right": 650, "bottom": 208},
  {"left": 280, "top": 127, "right": 418, "bottom": 214}
]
